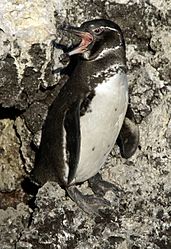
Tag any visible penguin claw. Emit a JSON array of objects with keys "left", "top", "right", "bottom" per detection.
[{"left": 66, "top": 185, "right": 111, "bottom": 216}]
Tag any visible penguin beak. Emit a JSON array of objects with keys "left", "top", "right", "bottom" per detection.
[{"left": 62, "top": 25, "right": 93, "bottom": 56}]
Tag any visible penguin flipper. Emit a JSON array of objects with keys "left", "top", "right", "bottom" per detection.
[
  {"left": 64, "top": 100, "right": 81, "bottom": 184},
  {"left": 117, "top": 106, "right": 139, "bottom": 159},
  {"left": 31, "top": 99, "right": 81, "bottom": 187}
]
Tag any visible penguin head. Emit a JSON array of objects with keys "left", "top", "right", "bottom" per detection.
[{"left": 63, "top": 19, "right": 125, "bottom": 60}]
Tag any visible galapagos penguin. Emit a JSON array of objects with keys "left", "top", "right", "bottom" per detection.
[{"left": 32, "top": 19, "right": 139, "bottom": 215}]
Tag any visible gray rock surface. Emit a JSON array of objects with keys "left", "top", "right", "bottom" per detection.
[{"left": 0, "top": 0, "right": 170, "bottom": 248}]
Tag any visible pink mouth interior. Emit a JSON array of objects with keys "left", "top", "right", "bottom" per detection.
[{"left": 68, "top": 32, "right": 93, "bottom": 56}]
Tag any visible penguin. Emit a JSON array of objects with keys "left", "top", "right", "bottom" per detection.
[{"left": 32, "top": 19, "right": 139, "bottom": 215}]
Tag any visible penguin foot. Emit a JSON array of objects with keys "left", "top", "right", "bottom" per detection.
[
  {"left": 66, "top": 185, "right": 111, "bottom": 216},
  {"left": 89, "top": 173, "right": 123, "bottom": 197}
]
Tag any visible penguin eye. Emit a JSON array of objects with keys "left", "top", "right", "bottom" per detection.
[{"left": 93, "top": 27, "right": 104, "bottom": 35}]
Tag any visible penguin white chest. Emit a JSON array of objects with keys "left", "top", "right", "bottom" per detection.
[{"left": 74, "top": 71, "right": 128, "bottom": 183}]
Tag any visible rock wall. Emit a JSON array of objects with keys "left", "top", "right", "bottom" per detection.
[{"left": 0, "top": 0, "right": 170, "bottom": 248}]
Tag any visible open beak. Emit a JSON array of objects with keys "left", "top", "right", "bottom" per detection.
[{"left": 62, "top": 25, "right": 93, "bottom": 56}]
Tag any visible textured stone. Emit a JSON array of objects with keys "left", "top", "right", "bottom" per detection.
[
  {"left": 14, "top": 117, "right": 35, "bottom": 173},
  {"left": 0, "top": 0, "right": 64, "bottom": 110},
  {"left": 0, "top": 203, "right": 31, "bottom": 249},
  {"left": 0, "top": 119, "right": 24, "bottom": 192}
]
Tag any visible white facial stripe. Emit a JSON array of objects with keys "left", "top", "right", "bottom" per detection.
[
  {"left": 95, "top": 26, "right": 118, "bottom": 33},
  {"left": 92, "top": 46, "right": 122, "bottom": 61},
  {"left": 105, "top": 26, "right": 118, "bottom": 32}
]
